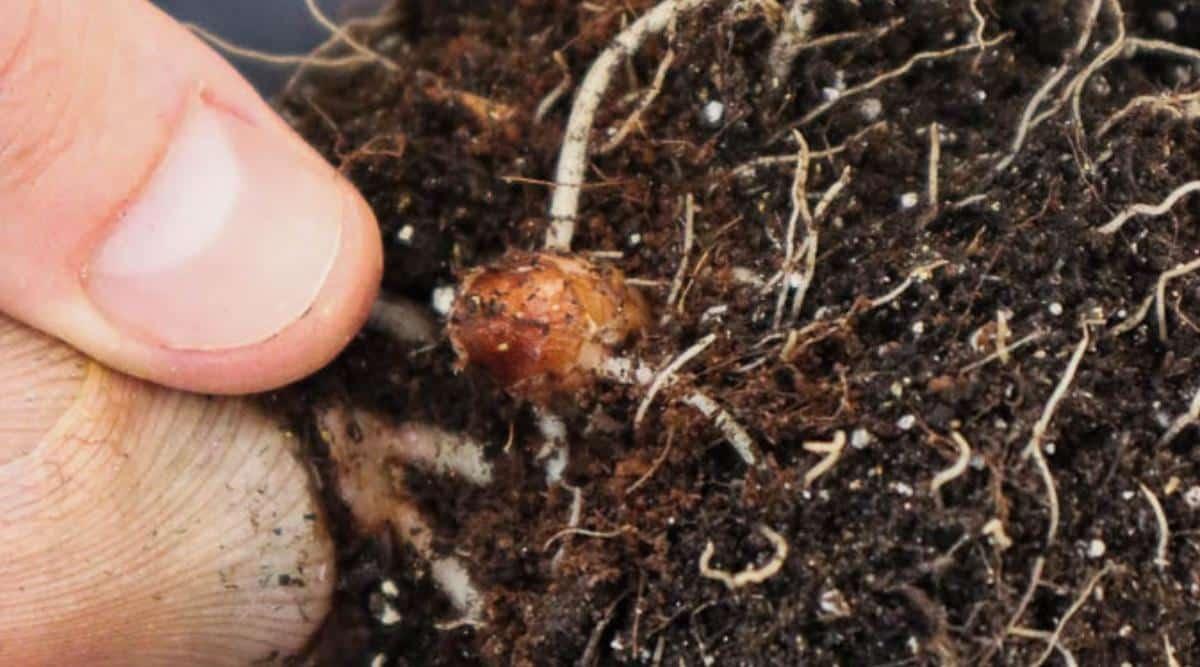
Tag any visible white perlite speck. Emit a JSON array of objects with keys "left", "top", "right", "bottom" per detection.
[
  {"left": 431, "top": 285, "right": 456, "bottom": 315},
  {"left": 701, "top": 100, "right": 725, "bottom": 126},
  {"left": 1087, "top": 539, "right": 1106, "bottom": 558},
  {"left": 899, "top": 192, "right": 920, "bottom": 210},
  {"left": 850, "top": 428, "right": 873, "bottom": 450},
  {"left": 1185, "top": 485, "right": 1200, "bottom": 509},
  {"left": 897, "top": 414, "right": 916, "bottom": 431}
]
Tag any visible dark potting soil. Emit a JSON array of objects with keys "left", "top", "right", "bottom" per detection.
[{"left": 266, "top": 1, "right": 1200, "bottom": 664}]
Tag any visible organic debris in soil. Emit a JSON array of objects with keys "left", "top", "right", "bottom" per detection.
[{"left": 265, "top": 0, "right": 1200, "bottom": 664}]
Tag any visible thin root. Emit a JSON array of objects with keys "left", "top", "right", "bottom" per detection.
[
  {"left": 930, "top": 430, "right": 972, "bottom": 497},
  {"left": 682, "top": 391, "right": 760, "bottom": 467},
  {"left": 1098, "top": 180, "right": 1200, "bottom": 234},
  {"left": 1139, "top": 481, "right": 1170, "bottom": 569},
  {"left": 1022, "top": 324, "right": 1091, "bottom": 546},
  {"left": 802, "top": 430, "right": 846, "bottom": 487}
]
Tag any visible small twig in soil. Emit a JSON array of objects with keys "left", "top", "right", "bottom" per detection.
[
  {"left": 579, "top": 593, "right": 629, "bottom": 667},
  {"left": 1027, "top": 562, "right": 1114, "bottom": 667},
  {"left": 535, "top": 52, "right": 572, "bottom": 124},
  {"left": 698, "top": 525, "right": 789, "bottom": 590},
  {"left": 926, "top": 122, "right": 941, "bottom": 212},
  {"left": 663, "top": 194, "right": 697, "bottom": 322},
  {"left": 546, "top": 0, "right": 717, "bottom": 251},
  {"left": 1097, "top": 180, "right": 1200, "bottom": 234},
  {"left": 682, "top": 391, "right": 760, "bottom": 467},
  {"left": 1139, "top": 482, "right": 1170, "bottom": 569},
  {"left": 625, "top": 429, "right": 676, "bottom": 495},
  {"left": 802, "top": 430, "right": 846, "bottom": 488},
  {"left": 634, "top": 333, "right": 716, "bottom": 427},
  {"left": 774, "top": 131, "right": 813, "bottom": 328},
  {"left": 1022, "top": 324, "right": 1091, "bottom": 546},
  {"left": 1155, "top": 257, "right": 1200, "bottom": 342},
  {"left": 1158, "top": 384, "right": 1200, "bottom": 446},
  {"left": 930, "top": 430, "right": 971, "bottom": 498},
  {"left": 766, "top": 0, "right": 816, "bottom": 87},
  {"left": 786, "top": 32, "right": 1010, "bottom": 130},
  {"left": 995, "top": 309, "right": 1013, "bottom": 364},
  {"left": 596, "top": 47, "right": 676, "bottom": 155}
]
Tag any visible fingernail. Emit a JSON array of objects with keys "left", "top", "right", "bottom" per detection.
[{"left": 84, "top": 96, "right": 343, "bottom": 350}]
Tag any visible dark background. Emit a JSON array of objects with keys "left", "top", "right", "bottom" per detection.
[{"left": 151, "top": 0, "right": 383, "bottom": 94}]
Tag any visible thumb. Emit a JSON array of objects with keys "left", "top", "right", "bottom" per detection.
[{"left": 0, "top": 0, "right": 383, "bottom": 394}]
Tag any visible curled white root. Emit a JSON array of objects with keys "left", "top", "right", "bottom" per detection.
[{"left": 699, "top": 525, "right": 789, "bottom": 590}]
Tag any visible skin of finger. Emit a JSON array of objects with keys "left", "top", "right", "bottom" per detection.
[{"left": 0, "top": 0, "right": 382, "bottom": 394}]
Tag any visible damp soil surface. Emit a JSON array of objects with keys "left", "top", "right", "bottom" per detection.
[{"left": 270, "top": 1, "right": 1200, "bottom": 664}]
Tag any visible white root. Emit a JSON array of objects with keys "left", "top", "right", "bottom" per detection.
[
  {"left": 634, "top": 334, "right": 718, "bottom": 427},
  {"left": 698, "top": 525, "right": 789, "bottom": 590},
  {"left": 1165, "top": 633, "right": 1181, "bottom": 667},
  {"left": 1005, "top": 556, "right": 1046, "bottom": 633},
  {"left": 187, "top": 23, "right": 374, "bottom": 68},
  {"left": 1022, "top": 326, "right": 1091, "bottom": 546},
  {"left": 802, "top": 431, "right": 846, "bottom": 488},
  {"left": 774, "top": 132, "right": 813, "bottom": 328},
  {"left": 546, "top": 0, "right": 718, "bottom": 250},
  {"left": 981, "top": 518, "right": 1013, "bottom": 551},
  {"left": 597, "top": 48, "right": 676, "bottom": 154},
  {"left": 1155, "top": 257, "right": 1200, "bottom": 342},
  {"left": 869, "top": 260, "right": 948, "bottom": 309},
  {"left": 1128, "top": 36, "right": 1200, "bottom": 64},
  {"left": 813, "top": 166, "right": 853, "bottom": 222},
  {"left": 794, "top": 33, "right": 1008, "bottom": 127},
  {"left": 930, "top": 431, "right": 971, "bottom": 497},
  {"left": 1139, "top": 482, "right": 1170, "bottom": 569},
  {"left": 1064, "top": 0, "right": 1124, "bottom": 156},
  {"left": 301, "top": 0, "right": 399, "bottom": 70},
  {"left": 1029, "top": 563, "right": 1114, "bottom": 667},
  {"left": 766, "top": 0, "right": 816, "bottom": 86},
  {"left": 1097, "top": 180, "right": 1200, "bottom": 234},
  {"left": 682, "top": 391, "right": 760, "bottom": 467},
  {"left": 1096, "top": 90, "right": 1200, "bottom": 138},
  {"left": 729, "top": 121, "right": 886, "bottom": 178},
  {"left": 1108, "top": 293, "right": 1154, "bottom": 338},
  {"left": 992, "top": 64, "right": 1071, "bottom": 174},
  {"left": 664, "top": 194, "right": 697, "bottom": 320},
  {"left": 1010, "top": 627, "right": 1078, "bottom": 667},
  {"left": 994, "top": 0, "right": 1104, "bottom": 174},
  {"left": 534, "top": 52, "right": 572, "bottom": 124},
  {"left": 1159, "top": 385, "right": 1200, "bottom": 446}
]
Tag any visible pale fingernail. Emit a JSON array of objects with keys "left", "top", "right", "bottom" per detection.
[{"left": 85, "top": 96, "right": 344, "bottom": 351}]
